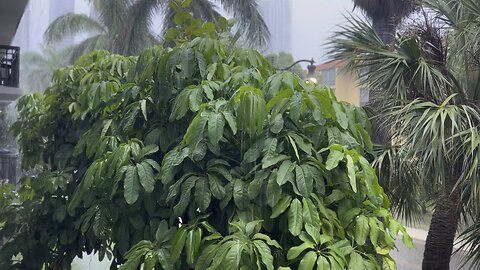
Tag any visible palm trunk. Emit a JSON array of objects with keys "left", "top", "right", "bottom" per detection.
[
  {"left": 369, "top": 17, "right": 396, "bottom": 144},
  {"left": 422, "top": 177, "right": 460, "bottom": 270},
  {"left": 372, "top": 17, "right": 396, "bottom": 44}
]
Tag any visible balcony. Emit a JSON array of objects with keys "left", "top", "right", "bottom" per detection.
[
  {"left": 0, "top": 45, "right": 21, "bottom": 106},
  {"left": 0, "top": 45, "right": 19, "bottom": 88}
]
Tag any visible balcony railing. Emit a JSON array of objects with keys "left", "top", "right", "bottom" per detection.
[{"left": 0, "top": 45, "right": 19, "bottom": 88}]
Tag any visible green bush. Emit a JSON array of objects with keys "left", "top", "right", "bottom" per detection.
[{"left": 1, "top": 14, "right": 411, "bottom": 270}]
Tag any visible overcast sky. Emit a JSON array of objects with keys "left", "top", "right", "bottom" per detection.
[{"left": 291, "top": 0, "right": 360, "bottom": 64}]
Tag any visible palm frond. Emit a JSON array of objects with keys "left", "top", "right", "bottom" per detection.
[
  {"left": 373, "top": 144, "right": 426, "bottom": 223},
  {"left": 68, "top": 34, "right": 109, "bottom": 63},
  {"left": 119, "top": 0, "right": 161, "bottom": 55},
  {"left": 219, "top": 0, "right": 270, "bottom": 48},
  {"left": 21, "top": 47, "right": 70, "bottom": 92},
  {"left": 189, "top": 0, "right": 221, "bottom": 23},
  {"left": 457, "top": 221, "right": 480, "bottom": 269},
  {"left": 44, "top": 13, "right": 106, "bottom": 44},
  {"left": 328, "top": 15, "right": 452, "bottom": 104},
  {"left": 383, "top": 98, "right": 480, "bottom": 190},
  {"left": 94, "top": 0, "right": 130, "bottom": 36}
]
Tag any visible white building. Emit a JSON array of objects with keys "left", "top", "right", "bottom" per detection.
[
  {"left": 12, "top": 0, "right": 87, "bottom": 53},
  {"left": 259, "top": 0, "right": 292, "bottom": 54}
]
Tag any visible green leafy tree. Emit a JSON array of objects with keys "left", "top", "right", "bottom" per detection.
[
  {"left": 330, "top": 0, "right": 480, "bottom": 269},
  {"left": 44, "top": 0, "right": 269, "bottom": 61},
  {"left": 265, "top": 52, "right": 305, "bottom": 79},
  {"left": 1, "top": 12, "right": 410, "bottom": 270}
]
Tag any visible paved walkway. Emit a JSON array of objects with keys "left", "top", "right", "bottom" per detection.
[{"left": 393, "top": 227, "right": 472, "bottom": 270}]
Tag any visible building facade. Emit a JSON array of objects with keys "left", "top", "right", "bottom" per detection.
[
  {"left": 258, "top": 0, "right": 292, "bottom": 54},
  {"left": 0, "top": 0, "right": 29, "bottom": 183},
  {"left": 317, "top": 60, "right": 368, "bottom": 106}
]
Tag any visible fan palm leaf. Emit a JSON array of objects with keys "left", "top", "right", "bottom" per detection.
[
  {"left": 219, "top": 0, "right": 270, "bottom": 48},
  {"left": 68, "top": 34, "right": 109, "bottom": 63},
  {"left": 44, "top": 13, "right": 106, "bottom": 45},
  {"left": 21, "top": 47, "right": 70, "bottom": 92}
]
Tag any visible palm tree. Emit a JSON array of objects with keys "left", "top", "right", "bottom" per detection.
[
  {"left": 44, "top": 0, "right": 269, "bottom": 61},
  {"left": 44, "top": 0, "right": 159, "bottom": 61},
  {"left": 329, "top": 0, "right": 480, "bottom": 269},
  {"left": 352, "top": 0, "right": 417, "bottom": 43},
  {"left": 20, "top": 46, "right": 70, "bottom": 93},
  {"left": 351, "top": 0, "right": 418, "bottom": 145}
]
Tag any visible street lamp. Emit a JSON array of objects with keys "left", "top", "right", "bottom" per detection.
[{"left": 280, "top": 58, "right": 317, "bottom": 84}]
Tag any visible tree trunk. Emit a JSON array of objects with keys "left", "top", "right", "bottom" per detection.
[
  {"left": 372, "top": 17, "right": 396, "bottom": 44},
  {"left": 422, "top": 178, "right": 461, "bottom": 270}
]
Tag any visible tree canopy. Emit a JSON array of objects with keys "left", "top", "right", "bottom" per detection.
[{"left": 1, "top": 12, "right": 411, "bottom": 270}]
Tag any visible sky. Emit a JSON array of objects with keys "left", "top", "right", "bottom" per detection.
[{"left": 291, "top": 0, "right": 360, "bottom": 64}]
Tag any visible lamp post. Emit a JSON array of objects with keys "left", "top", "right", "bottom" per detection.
[{"left": 280, "top": 58, "right": 317, "bottom": 83}]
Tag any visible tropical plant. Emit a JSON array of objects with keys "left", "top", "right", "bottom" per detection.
[
  {"left": 44, "top": 0, "right": 269, "bottom": 61},
  {"left": 329, "top": 0, "right": 480, "bottom": 269},
  {"left": 0, "top": 11, "right": 411, "bottom": 270},
  {"left": 20, "top": 46, "right": 70, "bottom": 93},
  {"left": 352, "top": 0, "right": 417, "bottom": 43}
]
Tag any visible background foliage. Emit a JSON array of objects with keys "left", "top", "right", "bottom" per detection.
[{"left": 0, "top": 10, "right": 410, "bottom": 270}]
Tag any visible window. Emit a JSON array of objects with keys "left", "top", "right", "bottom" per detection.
[{"left": 321, "top": 68, "right": 336, "bottom": 88}]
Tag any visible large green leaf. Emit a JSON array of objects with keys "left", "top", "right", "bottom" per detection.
[
  {"left": 270, "top": 195, "right": 292, "bottom": 218},
  {"left": 346, "top": 155, "right": 357, "bottom": 192},
  {"left": 253, "top": 240, "right": 274, "bottom": 270},
  {"left": 195, "top": 177, "right": 212, "bottom": 211},
  {"left": 354, "top": 215, "right": 370, "bottom": 246},
  {"left": 276, "top": 160, "right": 295, "bottom": 186},
  {"left": 208, "top": 173, "right": 226, "bottom": 200},
  {"left": 325, "top": 150, "right": 344, "bottom": 171},
  {"left": 287, "top": 242, "right": 315, "bottom": 260},
  {"left": 137, "top": 162, "right": 155, "bottom": 193},
  {"left": 295, "top": 165, "right": 309, "bottom": 197},
  {"left": 186, "top": 228, "right": 202, "bottom": 266},
  {"left": 267, "top": 173, "right": 282, "bottom": 207},
  {"left": 207, "top": 112, "right": 225, "bottom": 145},
  {"left": 233, "top": 179, "right": 250, "bottom": 210},
  {"left": 298, "top": 250, "right": 317, "bottom": 270},
  {"left": 235, "top": 86, "right": 266, "bottom": 135},
  {"left": 171, "top": 227, "right": 187, "bottom": 262},
  {"left": 124, "top": 165, "right": 140, "bottom": 204},
  {"left": 302, "top": 198, "right": 320, "bottom": 226},
  {"left": 288, "top": 199, "right": 303, "bottom": 236}
]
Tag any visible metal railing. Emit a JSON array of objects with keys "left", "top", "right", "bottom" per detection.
[{"left": 0, "top": 45, "right": 20, "bottom": 88}]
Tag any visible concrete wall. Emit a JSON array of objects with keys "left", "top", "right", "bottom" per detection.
[{"left": 334, "top": 69, "right": 360, "bottom": 105}]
